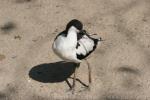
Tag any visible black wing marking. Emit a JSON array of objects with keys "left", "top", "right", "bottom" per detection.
[
  {"left": 54, "top": 30, "right": 67, "bottom": 41},
  {"left": 77, "top": 30, "right": 86, "bottom": 40},
  {"left": 76, "top": 42, "right": 80, "bottom": 49}
]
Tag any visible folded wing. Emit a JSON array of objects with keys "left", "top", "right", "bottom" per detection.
[{"left": 76, "top": 31, "right": 100, "bottom": 60}]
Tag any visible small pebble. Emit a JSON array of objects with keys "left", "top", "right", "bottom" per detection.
[
  {"left": 1, "top": 22, "right": 16, "bottom": 32},
  {"left": 28, "top": 79, "right": 31, "bottom": 83},
  {"left": 0, "top": 54, "right": 6, "bottom": 61},
  {"left": 14, "top": 35, "right": 22, "bottom": 40},
  {"left": 16, "top": 0, "right": 32, "bottom": 3},
  {"left": 12, "top": 56, "right": 17, "bottom": 59}
]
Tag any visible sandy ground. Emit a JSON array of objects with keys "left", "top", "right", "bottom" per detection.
[{"left": 0, "top": 0, "right": 150, "bottom": 100}]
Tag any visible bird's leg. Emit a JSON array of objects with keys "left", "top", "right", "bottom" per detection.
[
  {"left": 85, "top": 59, "right": 92, "bottom": 90},
  {"left": 69, "top": 77, "right": 88, "bottom": 88},
  {"left": 72, "top": 63, "right": 79, "bottom": 94},
  {"left": 72, "top": 68, "right": 76, "bottom": 94},
  {"left": 65, "top": 79, "right": 72, "bottom": 90}
]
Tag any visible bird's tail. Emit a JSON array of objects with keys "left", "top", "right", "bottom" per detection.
[{"left": 98, "top": 37, "right": 104, "bottom": 41}]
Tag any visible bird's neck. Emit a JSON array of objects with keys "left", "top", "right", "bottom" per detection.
[{"left": 66, "top": 26, "right": 77, "bottom": 40}]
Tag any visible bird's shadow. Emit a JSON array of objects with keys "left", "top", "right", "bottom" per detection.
[{"left": 29, "top": 61, "right": 76, "bottom": 83}]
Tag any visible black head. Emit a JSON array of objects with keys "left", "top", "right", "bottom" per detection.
[{"left": 66, "top": 19, "right": 83, "bottom": 31}]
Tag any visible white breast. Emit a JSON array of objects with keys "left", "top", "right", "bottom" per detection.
[{"left": 52, "top": 27, "right": 81, "bottom": 63}]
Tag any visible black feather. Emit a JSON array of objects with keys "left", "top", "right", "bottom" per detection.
[{"left": 76, "top": 42, "right": 80, "bottom": 49}]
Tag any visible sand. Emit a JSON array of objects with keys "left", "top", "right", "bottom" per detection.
[{"left": 0, "top": 0, "right": 150, "bottom": 100}]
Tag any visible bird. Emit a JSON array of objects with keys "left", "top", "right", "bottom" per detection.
[{"left": 52, "top": 19, "right": 103, "bottom": 93}]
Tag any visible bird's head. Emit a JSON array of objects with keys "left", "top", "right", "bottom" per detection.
[{"left": 66, "top": 19, "right": 83, "bottom": 33}]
